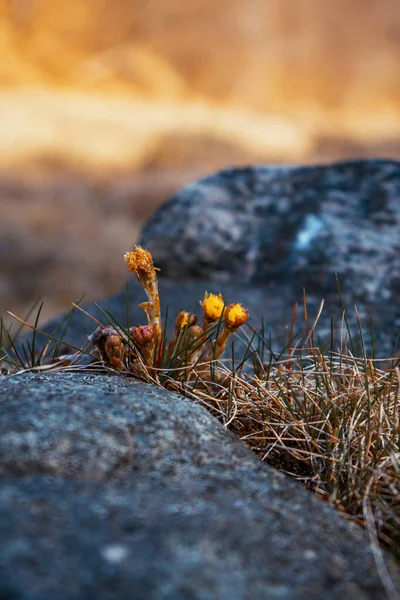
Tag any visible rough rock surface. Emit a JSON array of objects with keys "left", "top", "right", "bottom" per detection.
[
  {"left": 140, "top": 159, "right": 400, "bottom": 304},
  {"left": 1, "top": 372, "right": 399, "bottom": 599}
]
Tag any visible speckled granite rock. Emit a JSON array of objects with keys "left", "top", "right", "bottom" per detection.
[
  {"left": 140, "top": 159, "right": 400, "bottom": 304},
  {"left": 1, "top": 372, "right": 399, "bottom": 599}
]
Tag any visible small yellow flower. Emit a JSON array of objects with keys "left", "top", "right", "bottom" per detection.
[
  {"left": 224, "top": 303, "right": 249, "bottom": 331},
  {"left": 174, "top": 311, "right": 197, "bottom": 331},
  {"left": 124, "top": 246, "right": 154, "bottom": 279},
  {"left": 176, "top": 311, "right": 190, "bottom": 329},
  {"left": 201, "top": 292, "right": 225, "bottom": 322}
]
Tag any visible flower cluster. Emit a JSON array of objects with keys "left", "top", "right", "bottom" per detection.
[{"left": 90, "top": 246, "right": 249, "bottom": 377}]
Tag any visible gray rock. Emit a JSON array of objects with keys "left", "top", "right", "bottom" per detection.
[
  {"left": 1, "top": 372, "right": 399, "bottom": 599},
  {"left": 140, "top": 159, "right": 400, "bottom": 304}
]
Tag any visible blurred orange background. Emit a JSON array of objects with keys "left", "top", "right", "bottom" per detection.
[{"left": 1, "top": 0, "right": 400, "bottom": 324}]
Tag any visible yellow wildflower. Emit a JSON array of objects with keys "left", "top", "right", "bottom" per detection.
[
  {"left": 167, "top": 312, "right": 198, "bottom": 359},
  {"left": 176, "top": 311, "right": 190, "bottom": 329},
  {"left": 201, "top": 292, "right": 225, "bottom": 322},
  {"left": 203, "top": 303, "right": 249, "bottom": 361},
  {"left": 224, "top": 303, "right": 249, "bottom": 331}
]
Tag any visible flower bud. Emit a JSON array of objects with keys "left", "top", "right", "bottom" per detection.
[
  {"left": 175, "top": 311, "right": 197, "bottom": 331},
  {"left": 104, "top": 335, "right": 125, "bottom": 369},
  {"left": 131, "top": 325, "right": 154, "bottom": 346},
  {"left": 187, "top": 325, "right": 204, "bottom": 341}
]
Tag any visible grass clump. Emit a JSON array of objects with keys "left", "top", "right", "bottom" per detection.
[{"left": 2, "top": 246, "right": 400, "bottom": 572}]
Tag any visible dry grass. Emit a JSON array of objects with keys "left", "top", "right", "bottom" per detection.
[{"left": 118, "top": 306, "right": 400, "bottom": 564}]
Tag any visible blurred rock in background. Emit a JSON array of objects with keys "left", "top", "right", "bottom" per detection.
[{"left": 1, "top": 0, "right": 400, "bottom": 325}]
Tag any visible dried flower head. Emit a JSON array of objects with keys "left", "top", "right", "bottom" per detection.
[
  {"left": 201, "top": 292, "right": 225, "bottom": 322},
  {"left": 104, "top": 335, "right": 126, "bottom": 370},
  {"left": 90, "top": 325, "right": 121, "bottom": 353},
  {"left": 89, "top": 326, "right": 127, "bottom": 370},
  {"left": 124, "top": 245, "right": 162, "bottom": 354},
  {"left": 124, "top": 246, "right": 155, "bottom": 281},
  {"left": 224, "top": 303, "right": 249, "bottom": 331}
]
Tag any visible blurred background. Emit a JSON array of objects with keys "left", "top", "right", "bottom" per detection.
[{"left": 1, "top": 0, "right": 400, "bottom": 325}]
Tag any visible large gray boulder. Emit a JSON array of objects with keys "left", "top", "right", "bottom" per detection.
[
  {"left": 17, "top": 159, "right": 399, "bottom": 362},
  {"left": 140, "top": 159, "right": 400, "bottom": 304},
  {"left": 1, "top": 372, "right": 399, "bottom": 599}
]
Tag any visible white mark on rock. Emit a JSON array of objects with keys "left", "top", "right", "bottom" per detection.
[
  {"left": 293, "top": 215, "right": 324, "bottom": 252},
  {"left": 101, "top": 544, "right": 129, "bottom": 564}
]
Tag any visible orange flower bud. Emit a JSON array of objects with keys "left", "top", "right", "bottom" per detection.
[
  {"left": 131, "top": 325, "right": 154, "bottom": 346},
  {"left": 187, "top": 325, "right": 204, "bottom": 340},
  {"left": 104, "top": 335, "right": 125, "bottom": 370},
  {"left": 175, "top": 311, "right": 197, "bottom": 331}
]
